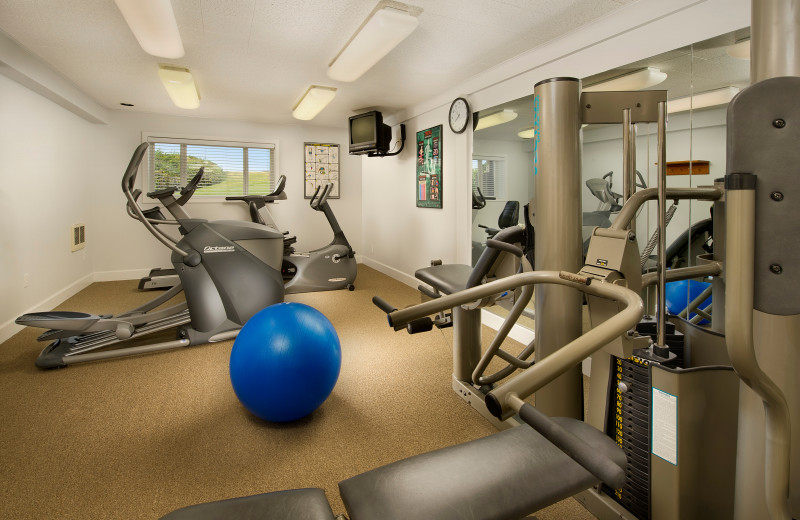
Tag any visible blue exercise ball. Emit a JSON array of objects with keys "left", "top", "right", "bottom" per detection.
[
  {"left": 229, "top": 302, "right": 341, "bottom": 422},
  {"left": 665, "top": 280, "right": 712, "bottom": 324}
]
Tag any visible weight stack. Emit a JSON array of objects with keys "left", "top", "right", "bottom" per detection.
[{"left": 603, "top": 321, "right": 684, "bottom": 520}]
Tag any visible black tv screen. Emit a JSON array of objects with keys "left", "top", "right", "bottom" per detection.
[{"left": 349, "top": 111, "right": 391, "bottom": 155}]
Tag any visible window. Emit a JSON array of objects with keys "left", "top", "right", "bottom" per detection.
[
  {"left": 472, "top": 155, "right": 506, "bottom": 199},
  {"left": 145, "top": 136, "right": 276, "bottom": 197}
]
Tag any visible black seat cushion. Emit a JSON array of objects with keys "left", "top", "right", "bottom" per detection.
[
  {"left": 415, "top": 264, "right": 474, "bottom": 295},
  {"left": 497, "top": 200, "right": 520, "bottom": 229},
  {"left": 339, "top": 419, "right": 625, "bottom": 520}
]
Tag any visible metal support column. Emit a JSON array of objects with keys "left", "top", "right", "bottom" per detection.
[{"left": 532, "top": 77, "right": 584, "bottom": 419}]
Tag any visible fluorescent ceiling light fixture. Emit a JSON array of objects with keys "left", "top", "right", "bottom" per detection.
[
  {"left": 114, "top": 0, "right": 184, "bottom": 59},
  {"left": 583, "top": 67, "right": 667, "bottom": 92},
  {"left": 474, "top": 109, "right": 518, "bottom": 131},
  {"left": 667, "top": 86, "right": 740, "bottom": 114},
  {"left": 292, "top": 85, "right": 338, "bottom": 120},
  {"left": 727, "top": 38, "right": 750, "bottom": 60},
  {"left": 328, "top": 5, "right": 420, "bottom": 82},
  {"left": 517, "top": 127, "right": 536, "bottom": 139},
  {"left": 158, "top": 65, "right": 200, "bottom": 109}
]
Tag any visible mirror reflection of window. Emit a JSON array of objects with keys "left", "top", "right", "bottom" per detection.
[{"left": 472, "top": 156, "right": 506, "bottom": 200}]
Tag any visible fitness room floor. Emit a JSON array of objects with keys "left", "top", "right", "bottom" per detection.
[{"left": 0, "top": 265, "right": 594, "bottom": 520}]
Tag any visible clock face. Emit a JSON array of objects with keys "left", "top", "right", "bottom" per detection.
[{"left": 449, "top": 97, "right": 469, "bottom": 134}]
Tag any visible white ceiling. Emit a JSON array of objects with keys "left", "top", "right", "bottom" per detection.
[{"left": 0, "top": 0, "right": 636, "bottom": 128}]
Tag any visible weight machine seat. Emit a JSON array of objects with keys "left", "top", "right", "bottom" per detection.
[
  {"left": 415, "top": 264, "right": 474, "bottom": 295},
  {"left": 497, "top": 200, "right": 520, "bottom": 229},
  {"left": 160, "top": 488, "right": 336, "bottom": 520},
  {"left": 159, "top": 419, "right": 624, "bottom": 520},
  {"left": 338, "top": 418, "right": 626, "bottom": 520}
]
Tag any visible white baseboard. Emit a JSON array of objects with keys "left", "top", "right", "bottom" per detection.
[
  {"left": 0, "top": 273, "right": 94, "bottom": 345},
  {"left": 359, "top": 256, "right": 419, "bottom": 290}
]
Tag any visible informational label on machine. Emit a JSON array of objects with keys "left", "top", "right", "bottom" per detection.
[{"left": 652, "top": 387, "right": 678, "bottom": 465}]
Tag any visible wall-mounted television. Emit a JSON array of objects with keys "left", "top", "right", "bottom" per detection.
[{"left": 349, "top": 111, "right": 393, "bottom": 155}]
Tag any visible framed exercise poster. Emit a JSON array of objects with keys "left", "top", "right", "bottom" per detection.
[
  {"left": 416, "top": 125, "right": 443, "bottom": 208},
  {"left": 304, "top": 143, "right": 340, "bottom": 199}
]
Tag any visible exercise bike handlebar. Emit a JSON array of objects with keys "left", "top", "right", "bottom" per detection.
[{"left": 310, "top": 183, "right": 333, "bottom": 210}]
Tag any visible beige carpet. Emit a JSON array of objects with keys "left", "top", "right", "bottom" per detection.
[{"left": 0, "top": 265, "right": 596, "bottom": 519}]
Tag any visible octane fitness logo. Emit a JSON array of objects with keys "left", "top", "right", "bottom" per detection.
[{"left": 203, "top": 245, "right": 235, "bottom": 253}]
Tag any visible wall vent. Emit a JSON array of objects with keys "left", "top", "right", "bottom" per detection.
[{"left": 71, "top": 224, "right": 85, "bottom": 252}]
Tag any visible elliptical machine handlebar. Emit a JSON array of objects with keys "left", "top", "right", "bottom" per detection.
[
  {"left": 174, "top": 166, "right": 205, "bottom": 205},
  {"left": 122, "top": 142, "right": 196, "bottom": 263},
  {"left": 224, "top": 175, "right": 289, "bottom": 208}
]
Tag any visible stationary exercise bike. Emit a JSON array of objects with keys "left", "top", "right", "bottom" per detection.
[
  {"left": 15, "top": 142, "right": 286, "bottom": 368},
  {"left": 140, "top": 175, "right": 356, "bottom": 293},
  {"left": 226, "top": 179, "right": 357, "bottom": 294}
]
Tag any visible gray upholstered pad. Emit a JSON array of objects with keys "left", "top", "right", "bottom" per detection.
[
  {"left": 415, "top": 264, "right": 474, "bottom": 295},
  {"left": 159, "top": 488, "right": 335, "bottom": 520},
  {"left": 339, "top": 419, "right": 625, "bottom": 520}
]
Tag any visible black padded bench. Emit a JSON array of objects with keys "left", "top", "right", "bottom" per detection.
[
  {"left": 159, "top": 419, "right": 624, "bottom": 520},
  {"left": 415, "top": 263, "right": 473, "bottom": 295}
]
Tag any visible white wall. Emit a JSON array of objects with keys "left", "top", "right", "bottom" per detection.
[
  {"left": 0, "top": 74, "right": 104, "bottom": 338},
  {"left": 360, "top": 112, "right": 472, "bottom": 284},
  {"left": 361, "top": 0, "right": 749, "bottom": 281}
]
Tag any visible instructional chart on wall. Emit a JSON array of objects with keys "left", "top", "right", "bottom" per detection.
[
  {"left": 304, "top": 143, "right": 340, "bottom": 199},
  {"left": 416, "top": 125, "right": 442, "bottom": 208}
]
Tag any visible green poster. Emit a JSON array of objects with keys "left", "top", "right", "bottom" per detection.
[{"left": 416, "top": 125, "right": 443, "bottom": 208}]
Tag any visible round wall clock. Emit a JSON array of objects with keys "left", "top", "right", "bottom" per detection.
[{"left": 448, "top": 97, "right": 470, "bottom": 134}]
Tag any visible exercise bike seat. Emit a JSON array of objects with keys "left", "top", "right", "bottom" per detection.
[
  {"left": 415, "top": 264, "right": 473, "bottom": 295},
  {"left": 160, "top": 488, "right": 335, "bottom": 520}
]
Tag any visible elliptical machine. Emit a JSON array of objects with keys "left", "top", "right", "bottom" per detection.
[{"left": 15, "top": 142, "right": 286, "bottom": 369}]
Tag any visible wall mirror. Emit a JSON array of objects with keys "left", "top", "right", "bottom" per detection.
[{"left": 471, "top": 27, "right": 751, "bottom": 331}]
